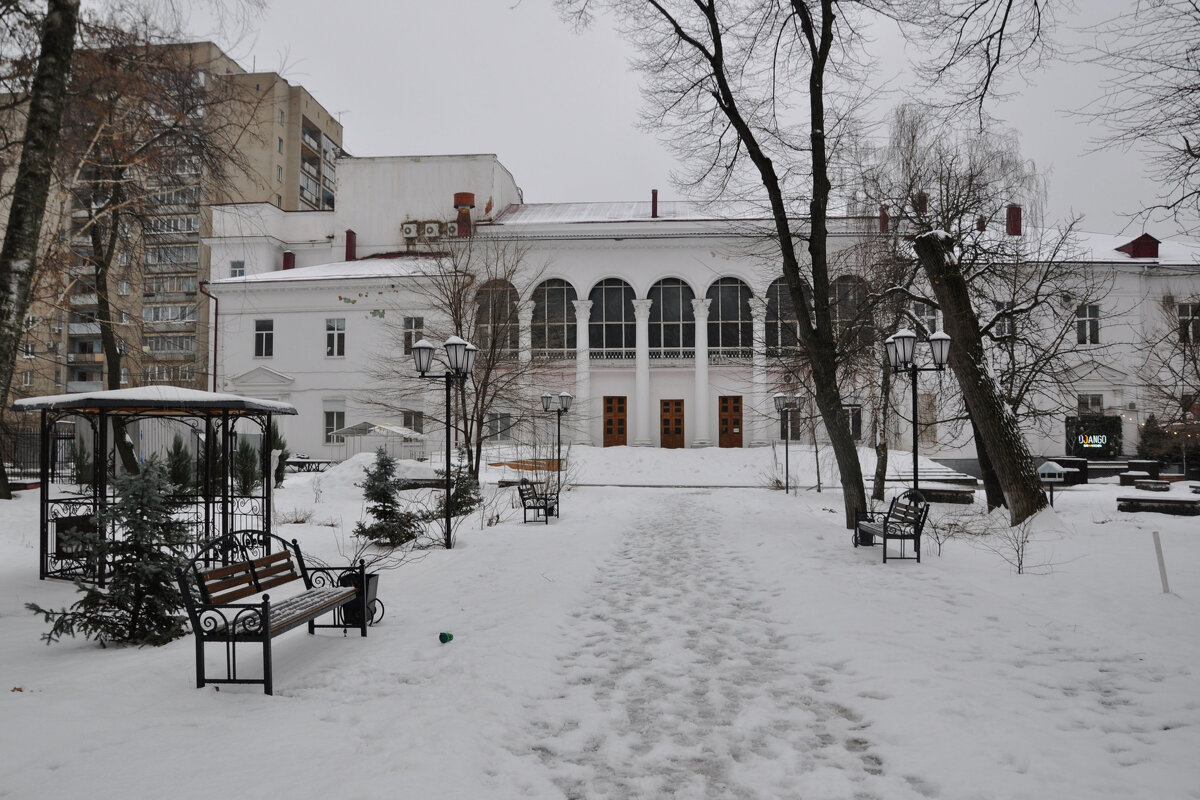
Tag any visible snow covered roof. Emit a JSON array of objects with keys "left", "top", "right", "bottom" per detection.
[
  {"left": 208, "top": 256, "right": 443, "bottom": 286},
  {"left": 1066, "top": 230, "right": 1200, "bottom": 265},
  {"left": 12, "top": 386, "right": 297, "bottom": 415},
  {"left": 329, "top": 421, "right": 425, "bottom": 439},
  {"left": 488, "top": 202, "right": 721, "bottom": 225}
]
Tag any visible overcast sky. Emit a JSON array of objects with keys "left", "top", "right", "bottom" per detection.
[{"left": 187, "top": 0, "right": 1177, "bottom": 238}]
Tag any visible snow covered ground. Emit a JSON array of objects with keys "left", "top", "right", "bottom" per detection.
[{"left": 1, "top": 445, "right": 1198, "bottom": 799}]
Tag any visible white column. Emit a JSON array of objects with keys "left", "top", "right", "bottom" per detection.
[
  {"left": 517, "top": 301, "right": 534, "bottom": 365},
  {"left": 691, "top": 297, "right": 712, "bottom": 447},
  {"left": 572, "top": 299, "right": 593, "bottom": 446},
  {"left": 633, "top": 298, "right": 654, "bottom": 446},
  {"left": 749, "top": 297, "right": 770, "bottom": 446}
]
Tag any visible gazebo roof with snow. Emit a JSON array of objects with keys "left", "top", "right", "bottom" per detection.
[{"left": 12, "top": 386, "right": 297, "bottom": 417}]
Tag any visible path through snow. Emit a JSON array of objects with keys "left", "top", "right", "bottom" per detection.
[{"left": 514, "top": 489, "right": 907, "bottom": 799}]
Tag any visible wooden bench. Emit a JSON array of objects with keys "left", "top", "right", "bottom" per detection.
[
  {"left": 518, "top": 478, "right": 558, "bottom": 523},
  {"left": 176, "top": 531, "right": 368, "bottom": 695},
  {"left": 1116, "top": 495, "right": 1200, "bottom": 516},
  {"left": 854, "top": 489, "right": 930, "bottom": 563},
  {"left": 1134, "top": 479, "right": 1171, "bottom": 492}
]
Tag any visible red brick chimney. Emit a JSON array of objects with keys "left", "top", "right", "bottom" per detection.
[
  {"left": 345, "top": 229, "right": 356, "bottom": 261},
  {"left": 652, "top": 189, "right": 659, "bottom": 219},
  {"left": 282, "top": 250, "right": 295, "bottom": 270},
  {"left": 453, "top": 192, "right": 475, "bottom": 237},
  {"left": 976, "top": 215, "right": 987, "bottom": 232},
  {"left": 914, "top": 191, "right": 928, "bottom": 215},
  {"left": 1005, "top": 204, "right": 1022, "bottom": 236}
]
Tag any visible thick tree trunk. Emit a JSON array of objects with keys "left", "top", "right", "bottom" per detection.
[
  {"left": 0, "top": 0, "right": 81, "bottom": 499},
  {"left": 90, "top": 221, "right": 138, "bottom": 474},
  {"left": 914, "top": 231, "right": 1046, "bottom": 524},
  {"left": 970, "top": 417, "right": 1004, "bottom": 509}
]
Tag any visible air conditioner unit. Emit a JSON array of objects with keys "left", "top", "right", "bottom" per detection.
[
  {"left": 51, "top": 326, "right": 62, "bottom": 334},
  {"left": 446, "top": 222, "right": 458, "bottom": 237},
  {"left": 423, "top": 222, "right": 441, "bottom": 239},
  {"left": 67, "top": 353, "right": 75, "bottom": 363},
  {"left": 401, "top": 222, "right": 419, "bottom": 239}
]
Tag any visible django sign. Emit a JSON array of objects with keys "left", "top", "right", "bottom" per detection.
[{"left": 1066, "top": 416, "right": 1122, "bottom": 459}]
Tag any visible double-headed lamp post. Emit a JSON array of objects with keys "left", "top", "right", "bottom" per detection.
[
  {"left": 412, "top": 335, "right": 477, "bottom": 550},
  {"left": 541, "top": 391, "right": 573, "bottom": 499},
  {"left": 885, "top": 328, "right": 951, "bottom": 493},
  {"left": 773, "top": 392, "right": 804, "bottom": 494}
]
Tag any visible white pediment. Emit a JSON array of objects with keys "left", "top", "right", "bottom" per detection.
[{"left": 230, "top": 366, "right": 295, "bottom": 387}]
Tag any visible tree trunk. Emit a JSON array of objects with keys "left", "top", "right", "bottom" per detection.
[
  {"left": 872, "top": 364, "right": 891, "bottom": 501},
  {"left": 970, "top": 417, "right": 1004, "bottom": 509},
  {"left": 0, "top": 0, "right": 81, "bottom": 500},
  {"left": 914, "top": 231, "right": 1046, "bottom": 524},
  {"left": 89, "top": 220, "right": 138, "bottom": 474}
]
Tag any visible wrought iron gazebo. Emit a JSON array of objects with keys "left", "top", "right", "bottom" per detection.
[{"left": 11, "top": 387, "right": 297, "bottom": 584}]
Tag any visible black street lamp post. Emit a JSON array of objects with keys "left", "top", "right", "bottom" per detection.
[
  {"left": 412, "top": 335, "right": 477, "bottom": 549},
  {"left": 541, "top": 391, "right": 573, "bottom": 500},
  {"left": 885, "top": 328, "right": 951, "bottom": 492},
  {"left": 773, "top": 392, "right": 804, "bottom": 494}
]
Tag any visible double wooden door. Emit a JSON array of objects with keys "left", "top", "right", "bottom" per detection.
[
  {"left": 718, "top": 395, "right": 742, "bottom": 448},
  {"left": 660, "top": 399, "right": 685, "bottom": 448},
  {"left": 603, "top": 396, "right": 627, "bottom": 447}
]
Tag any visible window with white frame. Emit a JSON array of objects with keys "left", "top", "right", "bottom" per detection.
[
  {"left": 117, "top": 280, "right": 130, "bottom": 295},
  {"left": 230, "top": 260, "right": 245, "bottom": 278},
  {"left": 22, "top": 341, "right": 34, "bottom": 358},
  {"left": 254, "top": 319, "right": 273, "bottom": 357},
  {"left": 120, "top": 367, "right": 129, "bottom": 384},
  {"left": 993, "top": 300, "right": 1014, "bottom": 338},
  {"left": 142, "top": 304, "right": 196, "bottom": 323},
  {"left": 1077, "top": 394, "right": 1103, "bottom": 414},
  {"left": 1076, "top": 304, "right": 1100, "bottom": 344},
  {"left": 1179, "top": 303, "right": 1200, "bottom": 343},
  {"left": 326, "top": 318, "right": 345, "bottom": 357},
  {"left": 911, "top": 300, "right": 938, "bottom": 337},
  {"left": 21, "top": 370, "right": 32, "bottom": 387},
  {"left": 402, "top": 410, "right": 424, "bottom": 434},
  {"left": 324, "top": 410, "right": 346, "bottom": 444},
  {"left": 485, "top": 412, "right": 513, "bottom": 441},
  {"left": 403, "top": 316, "right": 423, "bottom": 355}
]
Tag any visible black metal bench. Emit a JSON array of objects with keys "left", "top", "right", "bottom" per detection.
[
  {"left": 175, "top": 531, "right": 368, "bottom": 695},
  {"left": 518, "top": 478, "right": 558, "bottom": 523},
  {"left": 853, "top": 489, "right": 929, "bottom": 563}
]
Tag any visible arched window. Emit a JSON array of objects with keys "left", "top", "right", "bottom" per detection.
[
  {"left": 766, "top": 277, "right": 799, "bottom": 353},
  {"left": 648, "top": 278, "right": 695, "bottom": 356},
  {"left": 706, "top": 277, "right": 753, "bottom": 356},
  {"left": 830, "top": 275, "right": 871, "bottom": 350},
  {"left": 475, "top": 279, "right": 518, "bottom": 354},
  {"left": 588, "top": 278, "right": 636, "bottom": 356},
  {"left": 532, "top": 279, "right": 577, "bottom": 358}
]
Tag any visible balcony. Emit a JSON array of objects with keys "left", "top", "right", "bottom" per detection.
[
  {"left": 67, "top": 380, "right": 104, "bottom": 393},
  {"left": 68, "top": 322, "right": 101, "bottom": 336},
  {"left": 300, "top": 129, "right": 321, "bottom": 153},
  {"left": 66, "top": 352, "right": 104, "bottom": 364},
  {"left": 69, "top": 294, "right": 97, "bottom": 306}
]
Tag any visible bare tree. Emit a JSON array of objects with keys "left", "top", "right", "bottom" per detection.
[
  {"left": 864, "top": 107, "right": 1109, "bottom": 521},
  {"left": 1090, "top": 1, "right": 1200, "bottom": 233},
  {"left": 0, "top": 0, "right": 80, "bottom": 499},
  {"left": 366, "top": 237, "right": 556, "bottom": 481},
  {"left": 1136, "top": 292, "right": 1200, "bottom": 471}
]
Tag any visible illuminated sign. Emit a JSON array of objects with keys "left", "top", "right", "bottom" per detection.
[{"left": 1078, "top": 434, "right": 1108, "bottom": 448}]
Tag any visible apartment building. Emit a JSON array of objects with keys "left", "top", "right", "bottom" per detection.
[{"left": 7, "top": 41, "right": 342, "bottom": 407}]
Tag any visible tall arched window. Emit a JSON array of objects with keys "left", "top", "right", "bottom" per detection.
[
  {"left": 475, "top": 279, "right": 518, "bottom": 355},
  {"left": 830, "top": 275, "right": 871, "bottom": 350},
  {"left": 588, "top": 278, "right": 636, "bottom": 356},
  {"left": 648, "top": 278, "right": 695, "bottom": 357},
  {"left": 532, "top": 279, "right": 577, "bottom": 358},
  {"left": 706, "top": 277, "right": 753, "bottom": 356},
  {"left": 766, "top": 277, "right": 799, "bottom": 353}
]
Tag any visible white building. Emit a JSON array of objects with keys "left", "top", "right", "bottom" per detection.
[{"left": 205, "top": 154, "right": 1200, "bottom": 471}]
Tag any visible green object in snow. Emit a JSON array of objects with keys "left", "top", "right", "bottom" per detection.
[{"left": 439, "top": 632, "right": 453, "bottom": 644}]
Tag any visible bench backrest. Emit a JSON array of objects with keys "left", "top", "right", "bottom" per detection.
[
  {"left": 885, "top": 490, "right": 929, "bottom": 530},
  {"left": 197, "top": 549, "right": 303, "bottom": 605},
  {"left": 518, "top": 479, "right": 541, "bottom": 505}
]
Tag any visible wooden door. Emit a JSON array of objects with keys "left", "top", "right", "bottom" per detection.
[
  {"left": 603, "top": 396, "right": 627, "bottom": 447},
  {"left": 660, "top": 399, "right": 685, "bottom": 449},
  {"left": 718, "top": 395, "right": 742, "bottom": 448}
]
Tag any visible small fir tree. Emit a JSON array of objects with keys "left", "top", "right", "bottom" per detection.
[
  {"left": 71, "top": 437, "right": 93, "bottom": 489},
  {"left": 27, "top": 462, "right": 193, "bottom": 646},
  {"left": 1137, "top": 415, "right": 1174, "bottom": 465},
  {"left": 165, "top": 432, "right": 193, "bottom": 492},
  {"left": 233, "top": 438, "right": 260, "bottom": 495},
  {"left": 354, "top": 448, "right": 423, "bottom": 546},
  {"left": 432, "top": 447, "right": 483, "bottom": 521}
]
